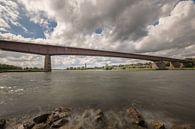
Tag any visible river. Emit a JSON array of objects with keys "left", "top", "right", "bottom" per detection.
[{"left": 0, "top": 70, "right": 195, "bottom": 126}]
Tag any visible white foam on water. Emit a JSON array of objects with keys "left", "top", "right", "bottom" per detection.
[
  {"left": 15, "top": 89, "right": 24, "bottom": 92},
  {"left": 0, "top": 101, "right": 5, "bottom": 105},
  {"left": 0, "top": 86, "right": 5, "bottom": 89},
  {"left": 0, "top": 86, "right": 13, "bottom": 90},
  {"left": 8, "top": 88, "right": 24, "bottom": 95}
]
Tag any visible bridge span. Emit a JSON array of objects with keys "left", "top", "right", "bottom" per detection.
[{"left": 0, "top": 40, "right": 193, "bottom": 72}]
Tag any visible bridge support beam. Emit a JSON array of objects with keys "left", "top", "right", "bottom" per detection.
[
  {"left": 44, "top": 55, "right": 51, "bottom": 72},
  {"left": 169, "top": 62, "right": 184, "bottom": 70},
  {"left": 152, "top": 61, "right": 167, "bottom": 70}
]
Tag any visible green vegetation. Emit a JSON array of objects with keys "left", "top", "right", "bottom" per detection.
[
  {"left": 0, "top": 64, "right": 22, "bottom": 72},
  {"left": 22, "top": 67, "right": 44, "bottom": 72},
  {"left": 0, "top": 63, "right": 43, "bottom": 72},
  {"left": 65, "top": 62, "right": 153, "bottom": 71},
  {"left": 65, "top": 62, "right": 195, "bottom": 71}
]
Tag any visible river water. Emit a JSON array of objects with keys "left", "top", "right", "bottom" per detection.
[{"left": 0, "top": 70, "right": 195, "bottom": 126}]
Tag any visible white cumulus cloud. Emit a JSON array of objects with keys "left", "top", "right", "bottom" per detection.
[{"left": 0, "top": 0, "right": 195, "bottom": 68}]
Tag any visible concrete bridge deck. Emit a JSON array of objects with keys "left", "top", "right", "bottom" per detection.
[{"left": 0, "top": 40, "right": 193, "bottom": 71}]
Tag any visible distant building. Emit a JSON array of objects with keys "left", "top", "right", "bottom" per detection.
[{"left": 85, "top": 63, "right": 87, "bottom": 69}]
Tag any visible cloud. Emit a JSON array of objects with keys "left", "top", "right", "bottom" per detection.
[
  {"left": 0, "top": 0, "right": 195, "bottom": 68},
  {"left": 18, "top": 0, "right": 178, "bottom": 43},
  {"left": 135, "top": 1, "right": 195, "bottom": 53},
  {"left": 0, "top": 33, "right": 45, "bottom": 67},
  {"left": 0, "top": 0, "right": 19, "bottom": 30}
]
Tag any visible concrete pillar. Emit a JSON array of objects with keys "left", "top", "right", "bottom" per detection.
[
  {"left": 44, "top": 55, "right": 51, "bottom": 72},
  {"left": 152, "top": 61, "right": 167, "bottom": 70},
  {"left": 169, "top": 62, "right": 184, "bottom": 70}
]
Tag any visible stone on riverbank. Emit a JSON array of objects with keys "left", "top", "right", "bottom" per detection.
[
  {"left": 3, "top": 106, "right": 192, "bottom": 129},
  {"left": 54, "top": 107, "right": 71, "bottom": 113},
  {"left": 171, "top": 124, "right": 191, "bottom": 129},
  {"left": 151, "top": 121, "right": 166, "bottom": 129},
  {"left": 0, "top": 119, "right": 6, "bottom": 129},
  {"left": 51, "top": 118, "right": 69, "bottom": 128},
  {"left": 127, "top": 107, "right": 147, "bottom": 128},
  {"left": 94, "top": 109, "right": 105, "bottom": 123},
  {"left": 47, "top": 107, "right": 71, "bottom": 125},
  {"left": 31, "top": 123, "right": 49, "bottom": 129},
  {"left": 95, "top": 109, "right": 106, "bottom": 127},
  {"left": 23, "top": 121, "right": 35, "bottom": 129},
  {"left": 33, "top": 113, "right": 50, "bottom": 124}
]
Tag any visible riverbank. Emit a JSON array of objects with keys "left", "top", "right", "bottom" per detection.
[
  {"left": 64, "top": 67, "right": 195, "bottom": 71},
  {"left": 0, "top": 69, "right": 44, "bottom": 73},
  {"left": 0, "top": 106, "right": 191, "bottom": 129},
  {"left": 1, "top": 67, "right": 195, "bottom": 73}
]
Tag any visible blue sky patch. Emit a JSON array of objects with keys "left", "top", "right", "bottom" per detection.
[
  {"left": 95, "top": 27, "right": 103, "bottom": 34},
  {"left": 44, "top": 19, "right": 57, "bottom": 34},
  {"left": 3, "top": 5, "right": 57, "bottom": 39},
  {"left": 20, "top": 15, "right": 45, "bottom": 38}
]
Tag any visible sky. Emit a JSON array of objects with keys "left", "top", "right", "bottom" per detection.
[{"left": 0, "top": 0, "right": 195, "bottom": 68}]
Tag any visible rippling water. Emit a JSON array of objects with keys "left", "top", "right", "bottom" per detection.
[{"left": 0, "top": 70, "right": 195, "bottom": 126}]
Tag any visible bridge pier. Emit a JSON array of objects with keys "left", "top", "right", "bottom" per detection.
[
  {"left": 169, "top": 62, "right": 184, "bottom": 69},
  {"left": 152, "top": 61, "right": 167, "bottom": 70},
  {"left": 44, "top": 55, "right": 51, "bottom": 72}
]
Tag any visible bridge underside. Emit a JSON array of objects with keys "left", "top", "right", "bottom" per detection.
[{"left": 0, "top": 40, "right": 193, "bottom": 72}]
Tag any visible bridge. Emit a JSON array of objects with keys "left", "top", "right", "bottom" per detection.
[{"left": 0, "top": 39, "right": 193, "bottom": 72}]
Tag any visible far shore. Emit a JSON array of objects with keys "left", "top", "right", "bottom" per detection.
[
  {"left": 0, "top": 70, "right": 44, "bottom": 73},
  {"left": 1, "top": 67, "right": 195, "bottom": 73},
  {"left": 64, "top": 67, "right": 195, "bottom": 71}
]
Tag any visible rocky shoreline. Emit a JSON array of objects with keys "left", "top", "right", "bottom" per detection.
[{"left": 0, "top": 107, "right": 191, "bottom": 129}]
